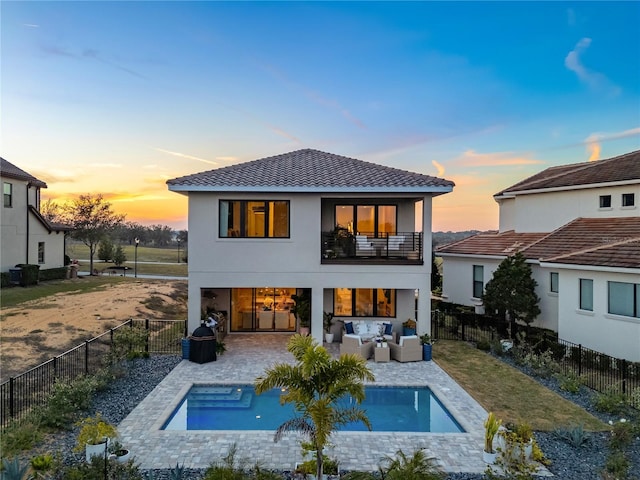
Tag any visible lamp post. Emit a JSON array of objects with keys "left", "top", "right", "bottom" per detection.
[
  {"left": 177, "top": 240, "right": 181, "bottom": 264},
  {"left": 134, "top": 237, "right": 139, "bottom": 278}
]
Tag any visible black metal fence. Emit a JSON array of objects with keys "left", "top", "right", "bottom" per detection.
[
  {"left": 431, "top": 310, "right": 639, "bottom": 406},
  {"left": 0, "top": 318, "right": 187, "bottom": 428}
]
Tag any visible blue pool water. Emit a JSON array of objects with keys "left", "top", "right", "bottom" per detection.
[{"left": 162, "top": 385, "right": 464, "bottom": 433}]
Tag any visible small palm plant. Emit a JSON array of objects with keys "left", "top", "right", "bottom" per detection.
[
  {"left": 484, "top": 412, "right": 502, "bottom": 454},
  {"left": 254, "top": 334, "right": 375, "bottom": 480},
  {"left": 382, "top": 448, "right": 445, "bottom": 480}
]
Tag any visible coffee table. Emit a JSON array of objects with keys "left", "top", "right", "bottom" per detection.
[{"left": 374, "top": 346, "right": 390, "bottom": 362}]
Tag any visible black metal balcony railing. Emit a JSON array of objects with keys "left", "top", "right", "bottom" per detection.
[{"left": 321, "top": 231, "right": 423, "bottom": 263}]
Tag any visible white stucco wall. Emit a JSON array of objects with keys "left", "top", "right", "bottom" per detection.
[
  {"left": 1, "top": 176, "right": 65, "bottom": 272},
  {"left": 555, "top": 267, "right": 640, "bottom": 362},
  {"left": 497, "top": 197, "right": 515, "bottom": 232},
  {"left": 186, "top": 191, "right": 434, "bottom": 342},
  {"left": 508, "top": 185, "right": 639, "bottom": 233}
]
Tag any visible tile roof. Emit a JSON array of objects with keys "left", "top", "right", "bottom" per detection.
[
  {"left": 495, "top": 150, "right": 640, "bottom": 197},
  {"left": 0, "top": 157, "right": 47, "bottom": 188},
  {"left": 436, "top": 231, "right": 547, "bottom": 256},
  {"left": 167, "top": 149, "right": 454, "bottom": 194},
  {"left": 437, "top": 217, "right": 640, "bottom": 269}
]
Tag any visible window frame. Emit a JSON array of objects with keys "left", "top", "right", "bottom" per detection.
[
  {"left": 550, "top": 272, "right": 559, "bottom": 293},
  {"left": 622, "top": 193, "right": 635, "bottom": 208},
  {"left": 579, "top": 278, "right": 593, "bottom": 311},
  {"left": 472, "top": 265, "right": 484, "bottom": 299},
  {"left": 334, "top": 203, "right": 398, "bottom": 236},
  {"left": 333, "top": 288, "right": 396, "bottom": 318},
  {"left": 607, "top": 281, "right": 640, "bottom": 318},
  {"left": 599, "top": 195, "right": 612, "bottom": 208},
  {"left": 219, "top": 200, "right": 290, "bottom": 238},
  {"left": 3, "top": 182, "right": 12, "bottom": 208}
]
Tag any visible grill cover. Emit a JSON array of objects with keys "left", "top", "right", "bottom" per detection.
[{"left": 189, "top": 325, "right": 216, "bottom": 363}]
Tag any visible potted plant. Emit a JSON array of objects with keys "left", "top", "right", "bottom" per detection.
[
  {"left": 498, "top": 421, "right": 534, "bottom": 462},
  {"left": 402, "top": 319, "right": 417, "bottom": 336},
  {"left": 292, "top": 290, "right": 311, "bottom": 336},
  {"left": 108, "top": 440, "right": 131, "bottom": 463},
  {"left": 74, "top": 413, "right": 118, "bottom": 462},
  {"left": 381, "top": 337, "right": 388, "bottom": 348},
  {"left": 483, "top": 412, "right": 502, "bottom": 464},
  {"left": 323, "top": 312, "right": 335, "bottom": 343},
  {"left": 419, "top": 333, "right": 432, "bottom": 361}
]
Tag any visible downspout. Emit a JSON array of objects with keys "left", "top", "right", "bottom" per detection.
[{"left": 25, "top": 182, "right": 31, "bottom": 264}]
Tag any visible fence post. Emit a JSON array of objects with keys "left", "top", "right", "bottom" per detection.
[
  {"left": 53, "top": 356, "right": 58, "bottom": 379},
  {"left": 145, "top": 318, "right": 150, "bottom": 354},
  {"left": 621, "top": 359, "right": 627, "bottom": 394},
  {"left": 184, "top": 319, "right": 188, "bottom": 339},
  {"left": 578, "top": 344, "right": 582, "bottom": 376},
  {"left": 461, "top": 319, "right": 466, "bottom": 341},
  {"left": 9, "top": 377, "right": 15, "bottom": 419},
  {"left": 85, "top": 340, "right": 90, "bottom": 374}
]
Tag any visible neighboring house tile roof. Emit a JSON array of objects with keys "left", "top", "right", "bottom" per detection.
[
  {"left": 436, "top": 230, "right": 547, "bottom": 256},
  {"left": 167, "top": 149, "right": 455, "bottom": 194},
  {"left": 495, "top": 150, "right": 640, "bottom": 197},
  {"left": 0, "top": 157, "right": 47, "bottom": 188},
  {"left": 436, "top": 217, "right": 640, "bottom": 269}
]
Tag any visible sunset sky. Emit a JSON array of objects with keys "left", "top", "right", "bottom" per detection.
[{"left": 2, "top": 1, "right": 639, "bottom": 232}]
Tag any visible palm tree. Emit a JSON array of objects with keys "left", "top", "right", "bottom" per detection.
[{"left": 254, "top": 334, "right": 375, "bottom": 479}]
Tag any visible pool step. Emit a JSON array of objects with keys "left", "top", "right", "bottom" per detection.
[{"left": 188, "top": 391, "right": 253, "bottom": 409}]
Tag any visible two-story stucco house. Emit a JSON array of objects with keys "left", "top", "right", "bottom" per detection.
[
  {"left": 437, "top": 150, "right": 640, "bottom": 361},
  {"left": 167, "top": 149, "right": 454, "bottom": 342},
  {"left": 1, "top": 158, "right": 71, "bottom": 276}
]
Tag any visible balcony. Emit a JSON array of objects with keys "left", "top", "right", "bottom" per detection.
[{"left": 321, "top": 231, "right": 423, "bottom": 265}]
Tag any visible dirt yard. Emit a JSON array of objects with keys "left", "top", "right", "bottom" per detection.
[{"left": 0, "top": 280, "right": 187, "bottom": 382}]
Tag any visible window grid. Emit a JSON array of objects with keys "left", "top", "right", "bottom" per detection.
[
  {"left": 550, "top": 272, "right": 559, "bottom": 293},
  {"left": 3, "top": 182, "right": 12, "bottom": 208},
  {"left": 473, "top": 265, "right": 484, "bottom": 298},
  {"left": 38, "top": 242, "right": 45, "bottom": 264},
  {"left": 608, "top": 281, "right": 640, "bottom": 318},
  {"left": 333, "top": 288, "right": 396, "bottom": 318},
  {"left": 622, "top": 193, "right": 635, "bottom": 207},
  {"left": 599, "top": 195, "right": 611, "bottom": 208}
]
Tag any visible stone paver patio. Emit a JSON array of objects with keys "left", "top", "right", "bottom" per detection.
[{"left": 118, "top": 334, "right": 490, "bottom": 474}]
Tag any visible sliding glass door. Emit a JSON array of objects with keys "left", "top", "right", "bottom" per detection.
[{"left": 230, "top": 287, "right": 296, "bottom": 332}]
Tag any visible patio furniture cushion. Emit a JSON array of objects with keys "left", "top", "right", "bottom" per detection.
[
  {"left": 344, "top": 321, "right": 354, "bottom": 334},
  {"left": 383, "top": 322, "right": 393, "bottom": 336}
]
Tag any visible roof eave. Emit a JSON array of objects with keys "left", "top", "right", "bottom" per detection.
[
  {"left": 167, "top": 185, "right": 454, "bottom": 194},
  {"left": 539, "top": 261, "right": 638, "bottom": 274},
  {"left": 498, "top": 179, "right": 639, "bottom": 197}
]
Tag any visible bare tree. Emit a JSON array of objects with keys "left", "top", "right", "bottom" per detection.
[{"left": 61, "top": 194, "right": 126, "bottom": 274}]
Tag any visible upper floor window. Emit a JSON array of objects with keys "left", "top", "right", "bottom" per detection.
[
  {"left": 579, "top": 278, "right": 593, "bottom": 311},
  {"left": 550, "top": 272, "right": 559, "bottom": 293},
  {"left": 3, "top": 182, "right": 12, "bottom": 207},
  {"left": 622, "top": 193, "right": 635, "bottom": 207},
  {"left": 219, "top": 200, "right": 289, "bottom": 238},
  {"left": 599, "top": 195, "right": 611, "bottom": 208},
  {"left": 473, "top": 265, "right": 484, "bottom": 298},
  {"left": 335, "top": 204, "right": 397, "bottom": 236},
  {"left": 38, "top": 242, "right": 45, "bottom": 264},
  {"left": 334, "top": 288, "right": 395, "bottom": 317},
  {"left": 608, "top": 281, "right": 640, "bottom": 318}
]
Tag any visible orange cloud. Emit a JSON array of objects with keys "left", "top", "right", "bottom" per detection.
[
  {"left": 454, "top": 150, "right": 544, "bottom": 167},
  {"left": 432, "top": 160, "right": 445, "bottom": 177}
]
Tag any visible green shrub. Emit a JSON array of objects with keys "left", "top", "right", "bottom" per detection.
[
  {"left": 30, "top": 452, "right": 54, "bottom": 472},
  {"left": 555, "top": 370, "right": 583, "bottom": 394},
  {"left": 57, "top": 454, "right": 144, "bottom": 480},
  {"left": 476, "top": 339, "right": 491, "bottom": 351},
  {"left": 609, "top": 420, "right": 634, "bottom": 450},
  {"left": 0, "top": 456, "right": 29, "bottom": 480},
  {"left": 41, "top": 376, "right": 99, "bottom": 428},
  {"left": 0, "top": 417, "right": 43, "bottom": 457},
  {"left": 604, "top": 451, "right": 629, "bottom": 477},
  {"left": 594, "top": 387, "right": 628, "bottom": 414},
  {"left": 39, "top": 267, "right": 68, "bottom": 282},
  {"left": 14, "top": 264, "right": 40, "bottom": 287},
  {"left": 553, "top": 423, "right": 590, "bottom": 447}
]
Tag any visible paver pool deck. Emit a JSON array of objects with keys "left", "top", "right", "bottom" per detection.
[{"left": 118, "top": 334, "right": 490, "bottom": 474}]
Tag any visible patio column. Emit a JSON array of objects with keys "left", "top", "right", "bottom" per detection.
[{"left": 311, "top": 287, "right": 324, "bottom": 343}]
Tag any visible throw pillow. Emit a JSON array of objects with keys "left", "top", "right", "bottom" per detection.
[
  {"left": 384, "top": 322, "right": 393, "bottom": 336},
  {"left": 344, "top": 321, "right": 354, "bottom": 334}
]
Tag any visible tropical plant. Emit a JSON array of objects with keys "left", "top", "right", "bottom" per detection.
[
  {"left": 484, "top": 412, "right": 502, "bottom": 454},
  {"left": 402, "top": 319, "right": 416, "bottom": 329},
  {"left": 323, "top": 311, "right": 335, "bottom": 333},
  {"left": 382, "top": 448, "right": 445, "bottom": 480},
  {"left": 291, "top": 290, "right": 311, "bottom": 328},
  {"left": 74, "top": 413, "right": 118, "bottom": 452},
  {"left": 254, "top": 334, "right": 375, "bottom": 480},
  {"left": 419, "top": 334, "right": 432, "bottom": 345},
  {"left": 0, "top": 457, "right": 29, "bottom": 480},
  {"left": 553, "top": 423, "right": 590, "bottom": 448}
]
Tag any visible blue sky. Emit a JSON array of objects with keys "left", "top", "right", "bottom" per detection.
[{"left": 2, "top": 1, "right": 639, "bottom": 231}]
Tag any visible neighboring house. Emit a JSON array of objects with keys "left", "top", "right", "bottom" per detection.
[
  {"left": 1, "top": 158, "right": 71, "bottom": 274},
  {"left": 437, "top": 150, "right": 640, "bottom": 361},
  {"left": 167, "top": 148, "right": 454, "bottom": 341}
]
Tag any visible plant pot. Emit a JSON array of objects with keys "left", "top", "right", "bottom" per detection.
[
  {"left": 403, "top": 327, "right": 416, "bottom": 336},
  {"left": 85, "top": 440, "right": 108, "bottom": 462},
  {"left": 422, "top": 344, "right": 432, "bottom": 361},
  {"left": 324, "top": 333, "right": 334, "bottom": 344},
  {"left": 382, "top": 343, "right": 388, "bottom": 348},
  {"left": 113, "top": 449, "right": 130, "bottom": 463},
  {"left": 482, "top": 450, "right": 497, "bottom": 464}
]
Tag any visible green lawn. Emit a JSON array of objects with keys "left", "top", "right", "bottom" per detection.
[
  {"left": 433, "top": 340, "right": 608, "bottom": 431},
  {"left": 67, "top": 242, "right": 184, "bottom": 263}
]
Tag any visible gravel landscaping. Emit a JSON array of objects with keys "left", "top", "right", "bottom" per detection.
[{"left": 31, "top": 353, "right": 640, "bottom": 479}]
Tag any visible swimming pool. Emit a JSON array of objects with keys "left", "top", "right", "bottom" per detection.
[{"left": 162, "top": 384, "right": 464, "bottom": 432}]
